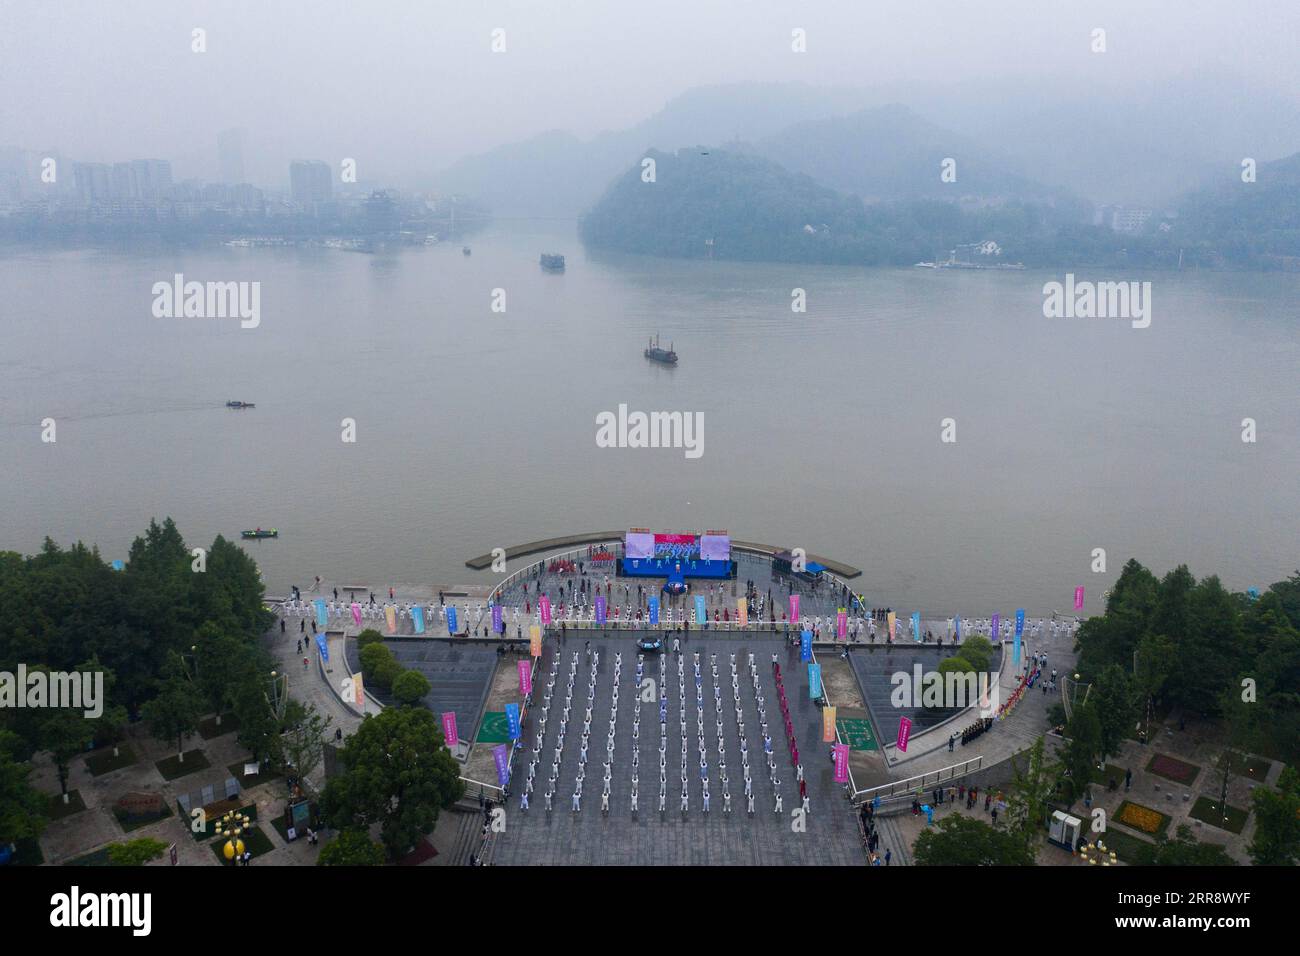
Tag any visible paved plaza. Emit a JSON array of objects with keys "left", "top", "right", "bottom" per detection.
[{"left": 489, "top": 633, "right": 864, "bottom": 865}]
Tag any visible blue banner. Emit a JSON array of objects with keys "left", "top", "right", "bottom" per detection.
[
  {"left": 911, "top": 612, "right": 921, "bottom": 642},
  {"left": 1014, "top": 608, "right": 1025, "bottom": 666},
  {"left": 505, "top": 702, "right": 521, "bottom": 741},
  {"left": 808, "top": 662, "right": 822, "bottom": 698},
  {"left": 411, "top": 605, "right": 425, "bottom": 634},
  {"left": 493, "top": 744, "right": 510, "bottom": 787},
  {"left": 447, "top": 606, "right": 458, "bottom": 635},
  {"left": 648, "top": 596, "right": 659, "bottom": 625},
  {"left": 954, "top": 614, "right": 962, "bottom": 640},
  {"left": 314, "top": 599, "right": 328, "bottom": 631},
  {"left": 800, "top": 630, "right": 812, "bottom": 661},
  {"left": 315, "top": 633, "right": 329, "bottom": 663},
  {"left": 694, "top": 595, "right": 706, "bottom": 625},
  {"left": 111, "top": 559, "right": 125, "bottom": 571}
]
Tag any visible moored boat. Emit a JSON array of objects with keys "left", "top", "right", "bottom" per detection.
[
  {"left": 241, "top": 528, "right": 278, "bottom": 539},
  {"left": 644, "top": 334, "right": 678, "bottom": 365}
]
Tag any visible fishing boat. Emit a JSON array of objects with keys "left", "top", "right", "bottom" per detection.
[
  {"left": 462, "top": 246, "right": 472, "bottom": 256},
  {"left": 226, "top": 401, "right": 256, "bottom": 408},
  {"left": 241, "top": 528, "right": 278, "bottom": 539},
  {"left": 644, "top": 334, "right": 678, "bottom": 365},
  {"left": 540, "top": 253, "right": 565, "bottom": 272}
]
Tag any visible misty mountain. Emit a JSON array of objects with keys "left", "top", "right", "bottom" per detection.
[
  {"left": 747, "top": 104, "right": 1069, "bottom": 203},
  {"left": 434, "top": 83, "right": 883, "bottom": 218}
]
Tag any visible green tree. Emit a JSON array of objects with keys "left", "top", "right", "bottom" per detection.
[
  {"left": 281, "top": 701, "right": 331, "bottom": 793},
  {"left": 320, "top": 708, "right": 464, "bottom": 859},
  {"left": 1248, "top": 766, "right": 1300, "bottom": 866},
  {"left": 317, "top": 828, "right": 385, "bottom": 866},
  {"left": 956, "top": 635, "right": 994, "bottom": 673},
  {"left": 358, "top": 643, "right": 402, "bottom": 690},
  {"left": 107, "top": 837, "right": 169, "bottom": 866},
  {"left": 1091, "top": 664, "right": 1135, "bottom": 760},
  {"left": 1005, "top": 736, "right": 1056, "bottom": 856},
  {"left": 141, "top": 676, "right": 203, "bottom": 761},
  {"left": 914, "top": 814, "right": 1035, "bottom": 866},
  {"left": 0, "top": 730, "right": 46, "bottom": 845},
  {"left": 1132, "top": 824, "right": 1236, "bottom": 866},
  {"left": 392, "top": 670, "right": 431, "bottom": 707},
  {"left": 356, "top": 629, "right": 385, "bottom": 650},
  {"left": 1060, "top": 700, "right": 1102, "bottom": 804}
]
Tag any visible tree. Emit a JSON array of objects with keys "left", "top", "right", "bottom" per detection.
[
  {"left": 281, "top": 701, "right": 331, "bottom": 793},
  {"left": 358, "top": 643, "right": 402, "bottom": 690},
  {"left": 107, "top": 837, "right": 169, "bottom": 866},
  {"left": 914, "top": 814, "right": 1035, "bottom": 866},
  {"left": 356, "top": 629, "right": 385, "bottom": 650},
  {"left": 1248, "top": 766, "right": 1300, "bottom": 866},
  {"left": 957, "top": 636, "right": 994, "bottom": 673},
  {"left": 1005, "top": 736, "right": 1056, "bottom": 856},
  {"left": 141, "top": 676, "right": 203, "bottom": 760},
  {"left": 320, "top": 708, "right": 464, "bottom": 859},
  {"left": 1132, "top": 824, "right": 1236, "bottom": 866},
  {"left": 317, "top": 828, "right": 385, "bottom": 866},
  {"left": 1091, "top": 664, "right": 1135, "bottom": 760},
  {"left": 1060, "top": 700, "right": 1102, "bottom": 804},
  {"left": 0, "top": 730, "right": 46, "bottom": 846},
  {"left": 392, "top": 670, "right": 431, "bottom": 707}
]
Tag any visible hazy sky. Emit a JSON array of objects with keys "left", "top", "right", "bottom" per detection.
[{"left": 2, "top": 0, "right": 1298, "bottom": 187}]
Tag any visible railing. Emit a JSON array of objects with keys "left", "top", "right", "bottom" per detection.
[{"left": 849, "top": 755, "right": 984, "bottom": 805}]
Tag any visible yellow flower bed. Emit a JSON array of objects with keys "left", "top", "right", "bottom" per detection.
[{"left": 1118, "top": 802, "right": 1165, "bottom": 834}]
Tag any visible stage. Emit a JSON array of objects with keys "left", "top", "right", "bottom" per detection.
[{"left": 619, "top": 556, "right": 736, "bottom": 581}]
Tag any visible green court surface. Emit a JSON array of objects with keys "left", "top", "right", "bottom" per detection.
[
  {"left": 837, "top": 717, "right": 878, "bottom": 751},
  {"left": 476, "top": 712, "right": 511, "bottom": 743}
]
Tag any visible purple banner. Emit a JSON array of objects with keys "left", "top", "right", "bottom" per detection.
[
  {"left": 492, "top": 603, "right": 503, "bottom": 633},
  {"left": 493, "top": 744, "right": 510, "bottom": 787},
  {"left": 518, "top": 659, "right": 532, "bottom": 695},
  {"left": 991, "top": 612, "right": 1000, "bottom": 641},
  {"left": 595, "top": 595, "right": 606, "bottom": 625},
  {"left": 833, "top": 743, "right": 849, "bottom": 783}
]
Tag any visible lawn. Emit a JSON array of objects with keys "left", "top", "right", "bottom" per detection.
[
  {"left": 269, "top": 802, "right": 319, "bottom": 844},
  {"left": 155, "top": 748, "right": 212, "bottom": 780},
  {"left": 1115, "top": 800, "right": 1172, "bottom": 837},
  {"left": 86, "top": 745, "right": 138, "bottom": 777},
  {"left": 1146, "top": 753, "right": 1200, "bottom": 787},
  {"left": 1188, "top": 795, "right": 1249, "bottom": 834},
  {"left": 210, "top": 824, "right": 275, "bottom": 864},
  {"left": 113, "top": 802, "right": 173, "bottom": 834},
  {"left": 1217, "top": 751, "right": 1272, "bottom": 783},
  {"left": 227, "top": 760, "right": 279, "bottom": 789},
  {"left": 199, "top": 713, "right": 240, "bottom": 740},
  {"left": 189, "top": 801, "right": 259, "bottom": 842},
  {"left": 4, "top": 836, "right": 45, "bottom": 866},
  {"left": 1094, "top": 826, "right": 1155, "bottom": 864},
  {"left": 47, "top": 789, "right": 88, "bottom": 820},
  {"left": 65, "top": 847, "right": 114, "bottom": 867}
]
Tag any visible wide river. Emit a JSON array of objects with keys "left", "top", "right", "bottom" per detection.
[{"left": 2, "top": 223, "right": 1296, "bottom": 614}]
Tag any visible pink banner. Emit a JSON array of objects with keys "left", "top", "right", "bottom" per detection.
[
  {"left": 836, "top": 609, "right": 847, "bottom": 640},
  {"left": 1074, "top": 586, "right": 1085, "bottom": 611},
  {"left": 518, "top": 659, "right": 532, "bottom": 696},
  {"left": 833, "top": 743, "right": 849, "bottom": 783},
  {"left": 442, "top": 711, "right": 459, "bottom": 748},
  {"left": 896, "top": 716, "right": 913, "bottom": 753},
  {"left": 351, "top": 603, "right": 362, "bottom": 628},
  {"left": 789, "top": 594, "right": 800, "bottom": 623},
  {"left": 539, "top": 595, "right": 552, "bottom": 625}
]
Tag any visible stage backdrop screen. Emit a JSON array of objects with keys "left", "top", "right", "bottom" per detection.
[
  {"left": 625, "top": 532, "right": 655, "bottom": 559},
  {"left": 700, "top": 534, "right": 731, "bottom": 561}
]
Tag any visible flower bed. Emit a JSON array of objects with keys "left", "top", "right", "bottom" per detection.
[
  {"left": 1147, "top": 753, "right": 1200, "bottom": 785},
  {"left": 1116, "top": 800, "right": 1170, "bottom": 836}
]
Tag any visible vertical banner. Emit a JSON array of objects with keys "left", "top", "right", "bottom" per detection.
[
  {"left": 800, "top": 630, "right": 812, "bottom": 662},
  {"left": 648, "top": 596, "right": 659, "bottom": 625},
  {"left": 518, "top": 659, "right": 532, "bottom": 696},
  {"left": 446, "top": 606, "right": 458, "bottom": 635},
  {"left": 833, "top": 742, "right": 849, "bottom": 783},
  {"left": 442, "top": 711, "right": 459, "bottom": 748},
  {"left": 737, "top": 598, "right": 748, "bottom": 627},
  {"left": 352, "top": 672, "right": 365, "bottom": 708},
  {"left": 896, "top": 715, "right": 913, "bottom": 753},
  {"left": 595, "top": 595, "right": 607, "bottom": 626},
  {"left": 530, "top": 624, "right": 543, "bottom": 657},
  {"left": 411, "top": 605, "right": 426, "bottom": 634},
  {"left": 836, "top": 609, "right": 847, "bottom": 640},
  {"left": 1074, "top": 586, "right": 1085, "bottom": 611},
  {"left": 991, "top": 612, "right": 1000, "bottom": 641},
  {"left": 694, "top": 595, "right": 706, "bottom": 624},
  {"left": 493, "top": 744, "right": 510, "bottom": 787},
  {"left": 505, "top": 702, "right": 521, "bottom": 741},
  {"left": 492, "top": 604, "right": 504, "bottom": 633},
  {"left": 315, "top": 633, "right": 329, "bottom": 663},
  {"left": 954, "top": 614, "right": 962, "bottom": 640},
  {"left": 886, "top": 611, "right": 896, "bottom": 640},
  {"left": 351, "top": 603, "right": 363, "bottom": 628},
  {"left": 808, "top": 662, "right": 822, "bottom": 698},
  {"left": 790, "top": 594, "right": 800, "bottom": 623},
  {"left": 822, "top": 704, "right": 837, "bottom": 742},
  {"left": 314, "top": 599, "right": 328, "bottom": 630},
  {"left": 384, "top": 605, "right": 397, "bottom": 634},
  {"left": 911, "top": 611, "right": 922, "bottom": 643},
  {"left": 539, "top": 595, "right": 552, "bottom": 625},
  {"left": 1014, "top": 608, "right": 1024, "bottom": 666}
]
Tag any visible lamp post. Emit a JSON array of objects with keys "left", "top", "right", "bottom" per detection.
[{"left": 214, "top": 809, "right": 251, "bottom": 865}]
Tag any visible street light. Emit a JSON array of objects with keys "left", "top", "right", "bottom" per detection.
[{"left": 214, "top": 809, "right": 251, "bottom": 865}]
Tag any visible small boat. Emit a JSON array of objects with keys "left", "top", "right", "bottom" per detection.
[
  {"left": 241, "top": 528, "right": 278, "bottom": 539},
  {"left": 540, "top": 253, "right": 565, "bottom": 272},
  {"left": 462, "top": 246, "right": 472, "bottom": 256},
  {"left": 644, "top": 334, "right": 678, "bottom": 365},
  {"left": 226, "top": 401, "right": 256, "bottom": 408}
]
